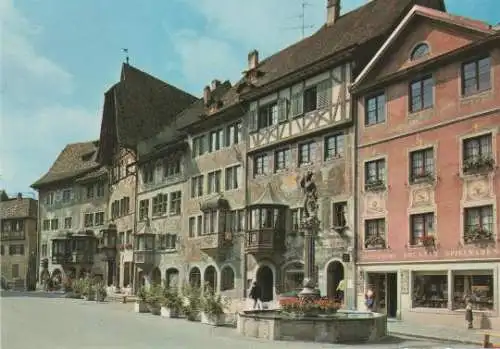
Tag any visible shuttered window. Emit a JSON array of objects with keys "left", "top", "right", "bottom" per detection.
[
  {"left": 316, "top": 79, "right": 332, "bottom": 109},
  {"left": 290, "top": 92, "right": 303, "bottom": 117},
  {"left": 277, "top": 98, "right": 288, "bottom": 122},
  {"left": 248, "top": 108, "right": 258, "bottom": 132}
]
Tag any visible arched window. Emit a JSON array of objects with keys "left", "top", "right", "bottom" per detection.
[
  {"left": 189, "top": 267, "right": 201, "bottom": 288},
  {"left": 220, "top": 266, "right": 235, "bottom": 291},
  {"left": 410, "top": 43, "right": 430, "bottom": 61}
]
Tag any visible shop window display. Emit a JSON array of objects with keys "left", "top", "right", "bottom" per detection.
[
  {"left": 453, "top": 272, "right": 494, "bottom": 311},
  {"left": 412, "top": 273, "right": 448, "bottom": 308}
]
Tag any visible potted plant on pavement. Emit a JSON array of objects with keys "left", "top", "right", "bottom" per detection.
[
  {"left": 200, "top": 284, "right": 228, "bottom": 326},
  {"left": 183, "top": 284, "right": 201, "bottom": 321},
  {"left": 82, "top": 279, "right": 95, "bottom": 301},
  {"left": 161, "top": 287, "right": 183, "bottom": 318},
  {"left": 146, "top": 284, "right": 162, "bottom": 315},
  {"left": 134, "top": 286, "right": 149, "bottom": 313}
]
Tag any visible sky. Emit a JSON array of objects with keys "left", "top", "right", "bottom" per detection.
[{"left": 1, "top": 0, "right": 498, "bottom": 197}]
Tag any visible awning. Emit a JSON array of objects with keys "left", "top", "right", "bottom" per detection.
[{"left": 200, "top": 195, "right": 230, "bottom": 211}]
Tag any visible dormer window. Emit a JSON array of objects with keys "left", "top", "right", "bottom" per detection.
[{"left": 410, "top": 43, "right": 430, "bottom": 61}]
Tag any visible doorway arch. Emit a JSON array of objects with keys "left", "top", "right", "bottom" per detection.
[
  {"left": 189, "top": 267, "right": 201, "bottom": 288},
  {"left": 165, "top": 268, "right": 179, "bottom": 289},
  {"left": 204, "top": 266, "right": 217, "bottom": 292},
  {"left": 326, "top": 260, "right": 344, "bottom": 299},
  {"left": 138, "top": 270, "right": 145, "bottom": 287},
  {"left": 151, "top": 267, "right": 161, "bottom": 286},
  {"left": 256, "top": 265, "right": 274, "bottom": 302}
]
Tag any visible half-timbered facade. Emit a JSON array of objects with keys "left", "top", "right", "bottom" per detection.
[
  {"left": 238, "top": 0, "right": 445, "bottom": 309},
  {"left": 351, "top": 5, "right": 500, "bottom": 327},
  {"left": 31, "top": 141, "right": 108, "bottom": 285}
]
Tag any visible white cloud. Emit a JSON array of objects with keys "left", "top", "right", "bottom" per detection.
[{"left": 0, "top": 0, "right": 98, "bottom": 193}]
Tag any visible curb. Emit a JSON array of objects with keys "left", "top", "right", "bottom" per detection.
[{"left": 389, "top": 331, "right": 482, "bottom": 346}]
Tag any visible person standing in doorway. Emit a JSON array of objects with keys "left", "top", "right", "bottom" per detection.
[
  {"left": 336, "top": 279, "right": 346, "bottom": 305},
  {"left": 249, "top": 281, "right": 262, "bottom": 310}
]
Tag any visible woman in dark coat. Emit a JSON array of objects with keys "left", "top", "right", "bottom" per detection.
[{"left": 249, "top": 281, "right": 262, "bottom": 310}]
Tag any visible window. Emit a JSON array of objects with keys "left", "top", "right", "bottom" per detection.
[
  {"left": 207, "top": 170, "right": 221, "bottom": 194},
  {"left": 42, "top": 220, "right": 50, "bottom": 231},
  {"left": 410, "top": 76, "right": 433, "bottom": 112},
  {"left": 45, "top": 192, "right": 54, "bottom": 205},
  {"left": 462, "top": 134, "right": 493, "bottom": 173},
  {"left": 203, "top": 212, "right": 210, "bottom": 235},
  {"left": 9, "top": 244, "right": 24, "bottom": 255},
  {"left": 224, "top": 209, "right": 244, "bottom": 232},
  {"left": 139, "top": 200, "right": 149, "bottom": 221},
  {"left": 462, "top": 57, "right": 491, "bottom": 96},
  {"left": 85, "top": 184, "right": 94, "bottom": 199},
  {"left": 191, "top": 175, "right": 204, "bottom": 198},
  {"left": 365, "top": 159, "right": 386, "bottom": 187},
  {"left": 258, "top": 102, "right": 278, "bottom": 128},
  {"left": 158, "top": 234, "right": 177, "bottom": 250},
  {"left": 196, "top": 215, "right": 203, "bottom": 236},
  {"left": 364, "top": 219, "right": 386, "bottom": 249},
  {"left": 221, "top": 267, "right": 235, "bottom": 291},
  {"left": 189, "top": 217, "right": 196, "bottom": 238},
  {"left": 120, "top": 197, "right": 130, "bottom": 216},
  {"left": 226, "top": 122, "right": 242, "bottom": 146},
  {"left": 298, "top": 142, "right": 316, "bottom": 166},
  {"left": 64, "top": 217, "right": 72, "bottom": 229},
  {"left": 324, "top": 134, "right": 344, "bottom": 160},
  {"left": 11, "top": 264, "right": 19, "bottom": 278},
  {"left": 210, "top": 210, "right": 217, "bottom": 233},
  {"left": 275, "top": 148, "right": 291, "bottom": 171},
  {"left": 84, "top": 213, "right": 94, "bottom": 228},
  {"left": 304, "top": 86, "right": 318, "bottom": 112},
  {"left": 169, "top": 191, "right": 182, "bottom": 215},
  {"left": 332, "top": 202, "right": 347, "bottom": 227},
  {"left": 410, "top": 213, "right": 434, "bottom": 246},
  {"left": 50, "top": 219, "right": 58, "bottom": 231},
  {"left": 142, "top": 164, "right": 154, "bottom": 184},
  {"left": 126, "top": 230, "right": 132, "bottom": 244},
  {"left": 152, "top": 194, "right": 168, "bottom": 216},
  {"left": 304, "top": 80, "right": 331, "bottom": 113},
  {"left": 192, "top": 135, "right": 206, "bottom": 157},
  {"left": 410, "top": 148, "right": 434, "bottom": 182},
  {"left": 41, "top": 243, "right": 48, "bottom": 257},
  {"left": 464, "top": 205, "right": 494, "bottom": 243},
  {"left": 62, "top": 189, "right": 72, "bottom": 203},
  {"left": 209, "top": 129, "right": 224, "bottom": 152},
  {"left": 163, "top": 158, "right": 181, "bottom": 177},
  {"left": 94, "top": 212, "right": 104, "bottom": 226},
  {"left": 452, "top": 271, "right": 493, "bottom": 310},
  {"left": 291, "top": 208, "right": 304, "bottom": 231},
  {"left": 410, "top": 43, "right": 430, "bottom": 60},
  {"left": 96, "top": 182, "right": 105, "bottom": 197},
  {"left": 412, "top": 272, "right": 448, "bottom": 308},
  {"left": 250, "top": 207, "right": 281, "bottom": 230},
  {"left": 225, "top": 165, "right": 241, "bottom": 190},
  {"left": 365, "top": 93, "right": 385, "bottom": 126},
  {"left": 254, "top": 153, "right": 269, "bottom": 176},
  {"left": 119, "top": 232, "right": 125, "bottom": 245}
]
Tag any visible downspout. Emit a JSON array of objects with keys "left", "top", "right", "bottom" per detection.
[
  {"left": 240, "top": 103, "right": 249, "bottom": 299},
  {"left": 351, "top": 62, "right": 360, "bottom": 310},
  {"left": 132, "top": 157, "right": 139, "bottom": 295}
]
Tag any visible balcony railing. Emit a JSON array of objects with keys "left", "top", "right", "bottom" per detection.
[
  {"left": 245, "top": 228, "right": 283, "bottom": 254},
  {"left": 197, "top": 231, "right": 232, "bottom": 254}
]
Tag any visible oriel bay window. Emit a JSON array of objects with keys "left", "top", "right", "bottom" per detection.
[
  {"left": 247, "top": 205, "right": 286, "bottom": 251},
  {"left": 412, "top": 272, "right": 448, "bottom": 308},
  {"left": 250, "top": 207, "right": 279, "bottom": 230},
  {"left": 452, "top": 271, "right": 494, "bottom": 311}
]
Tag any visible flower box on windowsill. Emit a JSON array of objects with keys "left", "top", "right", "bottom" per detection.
[
  {"left": 420, "top": 235, "right": 435, "bottom": 248},
  {"left": 364, "top": 235, "right": 386, "bottom": 249},
  {"left": 463, "top": 156, "right": 495, "bottom": 175},
  {"left": 464, "top": 227, "right": 494, "bottom": 244},
  {"left": 411, "top": 172, "right": 435, "bottom": 184},
  {"left": 364, "top": 180, "right": 386, "bottom": 192}
]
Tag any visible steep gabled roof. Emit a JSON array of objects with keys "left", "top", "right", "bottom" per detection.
[
  {"left": 0, "top": 196, "right": 37, "bottom": 219},
  {"left": 31, "top": 141, "right": 101, "bottom": 189},
  {"left": 352, "top": 5, "right": 496, "bottom": 89},
  {"left": 238, "top": 0, "right": 445, "bottom": 96},
  {"left": 97, "top": 64, "right": 198, "bottom": 164}
]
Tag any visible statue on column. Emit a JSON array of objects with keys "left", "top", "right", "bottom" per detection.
[{"left": 300, "top": 171, "right": 319, "bottom": 227}]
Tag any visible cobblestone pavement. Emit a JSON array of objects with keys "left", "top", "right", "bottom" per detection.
[{"left": 1, "top": 291, "right": 478, "bottom": 349}]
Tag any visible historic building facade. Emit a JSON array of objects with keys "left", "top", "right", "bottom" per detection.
[
  {"left": 95, "top": 63, "right": 197, "bottom": 290},
  {"left": 235, "top": 0, "right": 445, "bottom": 308},
  {"left": 31, "top": 141, "right": 109, "bottom": 284},
  {"left": 351, "top": 5, "right": 500, "bottom": 327},
  {"left": 0, "top": 192, "right": 38, "bottom": 290}
]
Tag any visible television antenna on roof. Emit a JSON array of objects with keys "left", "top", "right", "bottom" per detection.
[
  {"left": 283, "top": 0, "right": 315, "bottom": 39},
  {"left": 122, "top": 48, "right": 130, "bottom": 64}
]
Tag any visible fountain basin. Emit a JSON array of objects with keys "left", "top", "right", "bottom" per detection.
[{"left": 237, "top": 309, "right": 387, "bottom": 343}]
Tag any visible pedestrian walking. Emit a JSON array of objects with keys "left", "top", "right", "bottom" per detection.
[{"left": 249, "top": 281, "right": 262, "bottom": 310}]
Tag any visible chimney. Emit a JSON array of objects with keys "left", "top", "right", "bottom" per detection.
[
  {"left": 211, "top": 79, "right": 221, "bottom": 91},
  {"left": 248, "top": 50, "right": 259, "bottom": 70},
  {"left": 326, "top": 0, "right": 341, "bottom": 26},
  {"left": 17, "top": 192, "right": 22, "bottom": 200},
  {"left": 203, "top": 85, "right": 211, "bottom": 105}
]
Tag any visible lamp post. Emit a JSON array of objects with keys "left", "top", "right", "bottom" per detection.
[{"left": 298, "top": 171, "right": 321, "bottom": 300}]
